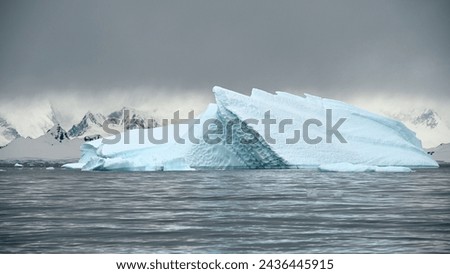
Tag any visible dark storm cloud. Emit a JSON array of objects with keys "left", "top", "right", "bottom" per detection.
[{"left": 0, "top": 0, "right": 449, "bottom": 99}]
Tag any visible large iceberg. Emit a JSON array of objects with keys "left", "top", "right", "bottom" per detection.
[{"left": 64, "top": 86, "right": 438, "bottom": 171}]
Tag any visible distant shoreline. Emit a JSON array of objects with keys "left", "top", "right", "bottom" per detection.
[
  {"left": 0, "top": 159, "right": 77, "bottom": 167},
  {"left": 1, "top": 160, "right": 449, "bottom": 169}
]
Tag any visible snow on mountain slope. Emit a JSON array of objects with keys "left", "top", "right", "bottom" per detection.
[
  {"left": 68, "top": 111, "right": 106, "bottom": 138},
  {"left": 65, "top": 86, "right": 437, "bottom": 171},
  {"left": 68, "top": 108, "right": 159, "bottom": 139},
  {"left": 0, "top": 117, "right": 21, "bottom": 147},
  {"left": 107, "top": 107, "right": 159, "bottom": 130},
  {"left": 0, "top": 124, "right": 83, "bottom": 161},
  {"left": 0, "top": 102, "right": 58, "bottom": 139},
  {"left": 0, "top": 106, "right": 161, "bottom": 161},
  {"left": 48, "top": 124, "right": 70, "bottom": 142},
  {"left": 427, "top": 143, "right": 450, "bottom": 164},
  {"left": 390, "top": 109, "right": 450, "bottom": 149}
]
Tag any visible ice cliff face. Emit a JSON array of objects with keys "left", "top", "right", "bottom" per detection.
[{"left": 65, "top": 86, "right": 438, "bottom": 171}]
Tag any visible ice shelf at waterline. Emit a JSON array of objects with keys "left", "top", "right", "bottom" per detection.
[{"left": 63, "top": 86, "right": 438, "bottom": 171}]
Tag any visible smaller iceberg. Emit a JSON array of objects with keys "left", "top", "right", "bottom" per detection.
[
  {"left": 318, "top": 163, "right": 413, "bottom": 172},
  {"left": 14, "top": 163, "right": 23, "bottom": 168},
  {"left": 62, "top": 162, "right": 85, "bottom": 169}
]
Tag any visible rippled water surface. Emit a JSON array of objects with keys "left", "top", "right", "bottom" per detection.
[{"left": 1, "top": 167, "right": 449, "bottom": 253}]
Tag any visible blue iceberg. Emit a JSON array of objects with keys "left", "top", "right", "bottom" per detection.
[{"left": 64, "top": 86, "right": 438, "bottom": 171}]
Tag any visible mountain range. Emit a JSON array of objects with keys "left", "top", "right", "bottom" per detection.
[
  {"left": 0, "top": 117, "right": 21, "bottom": 148},
  {"left": 0, "top": 107, "right": 448, "bottom": 164},
  {"left": 67, "top": 107, "right": 159, "bottom": 140},
  {"left": 0, "top": 108, "right": 159, "bottom": 161},
  {"left": 389, "top": 109, "right": 450, "bottom": 149},
  {"left": 0, "top": 124, "right": 83, "bottom": 161}
]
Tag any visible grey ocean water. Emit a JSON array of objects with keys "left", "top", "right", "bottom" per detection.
[{"left": 0, "top": 167, "right": 449, "bottom": 253}]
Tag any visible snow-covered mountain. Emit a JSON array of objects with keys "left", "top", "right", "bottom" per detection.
[
  {"left": 390, "top": 109, "right": 450, "bottom": 148},
  {"left": 410, "top": 109, "right": 440, "bottom": 128},
  {"left": 106, "top": 107, "right": 159, "bottom": 130},
  {"left": 427, "top": 143, "right": 450, "bottom": 165},
  {"left": 68, "top": 112, "right": 106, "bottom": 139},
  {"left": 0, "top": 124, "right": 83, "bottom": 161},
  {"left": 68, "top": 107, "right": 159, "bottom": 139},
  {"left": 0, "top": 107, "right": 160, "bottom": 161},
  {"left": 0, "top": 103, "right": 59, "bottom": 141},
  {"left": 48, "top": 124, "right": 70, "bottom": 142},
  {"left": 0, "top": 117, "right": 21, "bottom": 147}
]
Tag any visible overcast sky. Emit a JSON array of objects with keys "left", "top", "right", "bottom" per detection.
[{"left": 0, "top": 0, "right": 449, "bottom": 145}]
